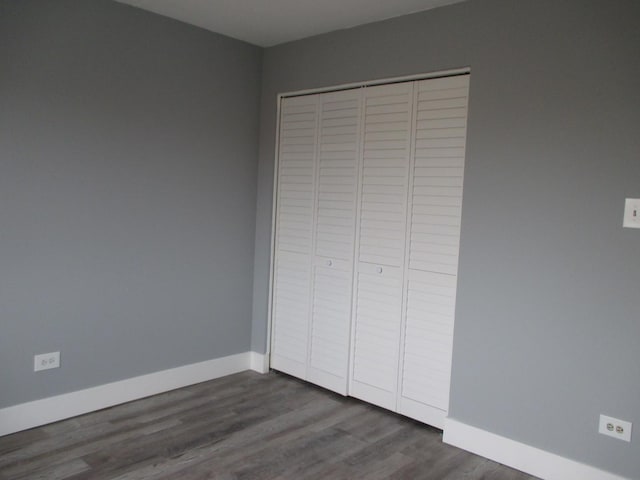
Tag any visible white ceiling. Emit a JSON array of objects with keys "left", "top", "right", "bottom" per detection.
[{"left": 115, "top": 0, "right": 468, "bottom": 47}]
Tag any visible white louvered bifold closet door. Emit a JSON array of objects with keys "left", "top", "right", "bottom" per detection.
[
  {"left": 350, "top": 82, "right": 414, "bottom": 410},
  {"left": 271, "top": 73, "right": 470, "bottom": 430},
  {"left": 271, "top": 95, "right": 319, "bottom": 378},
  {"left": 398, "top": 75, "right": 469, "bottom": 428},
  {"left": 308, "top": 89, "right": 361, "bottom": 394}
]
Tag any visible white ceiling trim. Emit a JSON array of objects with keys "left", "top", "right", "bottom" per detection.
[{"left": 114, "top": 0, "right": 469, "bottom": 47}]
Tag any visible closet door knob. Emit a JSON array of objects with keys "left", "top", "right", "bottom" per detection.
[
  {"left": 326, "top": 259, "right": 333, "bottom": 266},
  {"left": 376, "top": 266, "right": 383, "bottom": 274}
]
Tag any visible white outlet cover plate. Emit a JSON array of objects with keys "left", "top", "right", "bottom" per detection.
[
  {"left": 623, "top": 198, "right": 640, "bottom": 228},
  {"left": 34, "top": 351, "right": 60, "bottom": 372},
  {"left": 599, "top": 414, "right": 632, "bottom": 442}
]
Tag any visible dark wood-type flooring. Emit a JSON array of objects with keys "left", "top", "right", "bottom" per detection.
[{"left": 0, "top": 370, "right": 539, "bottom": 479}]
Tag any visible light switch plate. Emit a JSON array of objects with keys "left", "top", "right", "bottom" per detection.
[{"left": 623, "top": 198, "right": 640, "bottom": 228}]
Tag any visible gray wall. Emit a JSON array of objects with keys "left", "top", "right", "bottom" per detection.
[
  {"left": 0, "top": 0, "right": 261, "bottom": 408},
  {"left": 252, "top": 0, "right": 640, "bottom": 477}
]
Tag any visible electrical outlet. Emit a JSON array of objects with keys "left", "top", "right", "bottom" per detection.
[
  {"left": 34, "top": 351, "right": 60, "bottom": 372},
  {"left": 599, "top": 414, "right": 632, "bottom": 442}
]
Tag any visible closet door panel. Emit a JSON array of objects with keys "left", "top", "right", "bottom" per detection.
[
  {"left": 308, "top": 89, "right": 361, "bottom": 394},
  {"left": 275, "top": 95, "right": 318, "bottom": 256},
  {"left": 314, "top": 90, "right": 360, "bottom": 262},
  {"left": 358, "top": 83, "right": 413, "bottom": 267},
  {"left": 271, "top": 251, "right": 312, "bottom": 378},
  {"left": 271, "top": 95, "right": 318, "bottom": 378},
  {"left": 308, "top": 259, "right": 353, "bottom": 393},
  {"left": 398, "top": 269, "right": 457, "bottom": 427},
  {"left": 350, "top": 82, "right": 413, "bottom": 410},
  {"left": 350, "top": 263, "right": 403, "bottom": 409},
  {"left": 409, "top": 76, "right": 468, "bottom": 274},
  {"left": 398, "top": 75, "right": 469, "bottom": 426}
]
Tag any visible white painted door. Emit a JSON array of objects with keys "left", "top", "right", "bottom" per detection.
[
  {"left": 349, "top": 82, "right": 414, "bottom": 410},
  {"left": 307, "top": 89, "right": 362, "bottom": 394},
  {"left": 398, "top": 75, "right": 469, "bottom": 428},
  {"left": 270, "top": 95, "right": 318, "bottom": 378}
]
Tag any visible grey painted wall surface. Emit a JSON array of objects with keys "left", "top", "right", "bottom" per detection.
[
  {"left": 0, "top": 0, "right": 261, "bottom": 408},
  {"left": 253, "top": 0, "right": 640, "bottom": 477}
]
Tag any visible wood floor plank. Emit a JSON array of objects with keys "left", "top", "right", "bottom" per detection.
[
  {"left": 0, "top": 428, "right": 49, "bottom": 457},
  {"left": 104, "top": 398, "right": 352, "bottom": 479},
  {"left": 0, "top": 371, "right": 540, "bottom": 480},
  {"left": 1, "top": 419, "right": 182, "bottom": 479},
  {"left": 17, "top": 458, "right": 91, "bottom": 480},
  {"left": 160, "top": 400, "right": 357, "bottom": 480}
]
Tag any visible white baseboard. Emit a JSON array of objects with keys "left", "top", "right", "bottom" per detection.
[
  {"left": 249, "top": 352, "right": 269, "bottom": 373},
  {"left": 443, "top": 418, "right": 630, "bottom": 480},
  {"left": 0, "top": 351, "right": 268, "bottom": 437}
]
